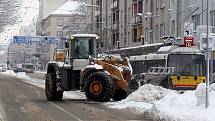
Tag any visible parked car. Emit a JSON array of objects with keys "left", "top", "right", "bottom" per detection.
[{"left": 13, "top": 68, "right": 25, "bottom": 73}]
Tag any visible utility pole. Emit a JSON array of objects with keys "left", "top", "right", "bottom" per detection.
[
  {"left": 105, "top": 0, "right": 108, "bottom": 50},
  {"left": 176, "top": 0, "right": 179, "bottom": 38},
  {"left": 202, "top": 0, "right": 204, "bottom": 25},
  {"left": 206, "top": 0, "right": 209, "bottom": 108},
  {"left": 7, "top": 46, "right": 9, "bottom": 70},
  {"left": 168, "top": 0, "right": 171, "bottom": 37},
  {"left": 124, "top": 0, "right": 127, "bottom": 47}
]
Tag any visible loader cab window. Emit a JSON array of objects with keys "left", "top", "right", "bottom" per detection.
[{"left": 74, "top": 37, "right": 96, "bottom": 59}]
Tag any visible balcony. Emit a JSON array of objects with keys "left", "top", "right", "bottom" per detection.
[
  {"left": 113, "top": 22, "right": 119, "bottom": 31},
  {"left": 130, "top": 15, "right": 142, "bottom": 26}
]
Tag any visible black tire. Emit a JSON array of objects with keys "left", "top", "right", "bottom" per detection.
[
  {"left": 128, "top": 79, "right": 140, "bottom": 94},
  {"left": 84, "top": 72, "right": 115, "bottom": 102},
  {"left": 160, "top": 76, "right": 173, "bottom": 89},
  {"left": 45, "top": 72, "right": 63, "bottom": 101},
  {"left": 112, "top": 89, "right": 127, "bottom": 101}
]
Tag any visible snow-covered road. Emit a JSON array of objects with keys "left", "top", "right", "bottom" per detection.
[{"left": 2, "top": 70, "right": 215, "bottom": 121}]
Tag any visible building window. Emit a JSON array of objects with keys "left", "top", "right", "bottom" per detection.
[
  {"left": 113, "top": 12, "right": 115, "bottom": 24},
  {"left": 57, "top": 18, "right": 64, "bottom": 26},
  {"left": 160, "top": 0, "right": 166, "bottom": 9},
  {"left": 137, "top": 27, "right": 143, "bottom": 42},
  {"left": 210, "top": 10, "right": 215, "bottom": 27},
  {"left": 192, "top": 14, "right": 200, "bottom": 30},
  {"left": 112, "top": 34, "right": 116, "bottom": 46},
  {"left": 145, "top": 27, "right": 148, "bottom": 44},
  {"left": 133, "top": 28, "right": 137, "bottom": 42},
  {"left": 156, "top": 0, "right": 159, "bottom": 9},
  {"left": 116, "top": 32, "right": 119, "bottom": 45},
  {"left": 171, "top": 20, "right": 175, "bottom": 35},
  {"left": 116, "top": 10, "right": 119, "bottom": 22},
  {"left": 133, "top": 3, "right": 137, "bottom": 15},
  {"left": 57, "top": 31, "right": 63, "bottom": 37},
  {"left": 160, "top": 23, "right": 165, "bottom": 37},
  {"left": 138, "top": 1, "right": 143, "bottom": 13},
  {"left": 155, "top": 25, "right": 159, "bottom": 40}
]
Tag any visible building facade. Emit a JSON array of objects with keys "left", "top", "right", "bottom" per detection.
[{"left": 37, "top": 0, "right": 68, "bottom": 36}]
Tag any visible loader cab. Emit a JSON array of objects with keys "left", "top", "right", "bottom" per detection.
[{"left": 68, "top": 34, "right": 98, "bottom": 70}]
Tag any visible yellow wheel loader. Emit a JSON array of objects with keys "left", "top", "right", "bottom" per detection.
[{"left": 45, "top": 34, "right": 132, "bottom": 102}]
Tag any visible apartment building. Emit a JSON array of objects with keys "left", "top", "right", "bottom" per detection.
[
  {"left": 41, "top": 1, "right": 86, "bottom": 37},
  {"left": 130, "top": 0, "right": 144, "bottom": 46},
  {"left": 37, "top": 0, "right": 68, "bottom": 35},
  {"left": 90, "top": 0, "right": 133, "bottom": 50}
]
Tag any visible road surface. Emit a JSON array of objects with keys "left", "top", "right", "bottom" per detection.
[{"left": 0, "top": 73, "right": 152, "bottom": 121}]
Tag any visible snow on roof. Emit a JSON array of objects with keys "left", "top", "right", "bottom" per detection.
[
  {"left": 51, "top": 1, "right": 83, "bottom": 15},
  {"left": 71, "top": 34, "right": 98, "bottom": 38},
  {"left": 116, "top": 43, "right": 163, "bottom": 51},
  {"left": 157, "top": 45, "right": 178, "bottom": 53},
  {"left": 0, "top": 51, "right": 6, "bottom": 54},
  {"left": 170, "top": 47, "right": 202, "bottom": 54}
]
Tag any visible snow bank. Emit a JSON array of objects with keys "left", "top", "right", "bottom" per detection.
[
  {"left": 125, "top": 84, "right": 176, "bottom": 102},
  {"left": 106, "top": 83, "right": 215, "bottom": 121},
  {"left": 34, "top": 71, "right": 47, "bottom": 74},
  {"left": 153, "top": 90, "right": 215, "bottom": 121},
  {"left": 106, "top": 84, "right": 176, "bottom": 113}
]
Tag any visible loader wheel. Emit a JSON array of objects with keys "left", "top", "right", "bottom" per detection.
[
  {"left": 128, "top": 79, "right": 140, "bottom": 94},
  {"left": 45, "top": 72, "right": 63, "bottom": 101},
  {"left": 112, "top": 89, "right": 127, "bottom": 101},
  {"left": 85, "top": 72, "right": 115, "bottom": 102},
  {"left": 160, "top": 77, "right": 173, "bottom": 89}
]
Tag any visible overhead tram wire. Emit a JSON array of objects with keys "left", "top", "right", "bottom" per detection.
[{"left": 19, "top": 0, "right": 34, "bottom": 24}]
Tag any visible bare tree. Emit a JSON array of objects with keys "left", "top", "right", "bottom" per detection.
[{"left": 0, "top": 0, "right": 22, "bottom": 31}]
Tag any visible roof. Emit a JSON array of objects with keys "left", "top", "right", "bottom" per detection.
[{"left": 51, "top": 1, "right": 84, "bottom": 15}]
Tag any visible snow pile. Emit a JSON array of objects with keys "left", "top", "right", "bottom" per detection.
[
  {"left": 106, "top": 83, "right": 215, "bottom": 121},
  {"left": 107, "top": 84, "right": 176, "bottom": 113},
  {"left": 125, "top": 84, "right": 176, "bottom": 102},
  {"left": 151, "top": 90, "right": 215, "bottom": 121}
]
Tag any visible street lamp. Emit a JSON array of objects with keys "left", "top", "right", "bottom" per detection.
[{"left": 205, "top": 0, "right": 209, "bottom": 108}]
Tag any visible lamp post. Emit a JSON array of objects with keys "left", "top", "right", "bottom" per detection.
[{"left": 205, "top": 0, "right": 209, "bottom": 108}]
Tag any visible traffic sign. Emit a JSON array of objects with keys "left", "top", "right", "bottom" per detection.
[
  {"left": 184, "top": 36, "right": 194, "bottom": 47},
  {"left": 13, "top": 36, "right": 65, "bottom": 44},
  {"left": 13, "top": 36, "right": 27, "bottom": 43}
]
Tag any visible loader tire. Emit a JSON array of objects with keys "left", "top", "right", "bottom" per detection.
[
  {"left": 85, "top": 72, "right": 115, "bottom": 102},
  {"left": 160, "top": 76, "right": 173, "bottom": 89},
  {"left": 112, "top": 89, "right": 127, "bottom": 101},
  {"left": 45, "top": 72, "right": 63, "bottom": 101}
]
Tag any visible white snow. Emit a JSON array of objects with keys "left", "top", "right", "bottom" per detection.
[
  {"left": 1, "top": 70, "right": 86, "bottom": 100},
  {"left": 51, "top": 1, "right": 84, "bottom": 15},
  {"left": 106, "top": 84, "right": 215, "bottom": 121},
  {"left": 2, "top": 70, "right": 215, "bottom": 121}
]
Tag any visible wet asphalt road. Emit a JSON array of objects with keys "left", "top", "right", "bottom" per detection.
[{"left": 0, "top": 73, "right": 152, "bottom": 121}]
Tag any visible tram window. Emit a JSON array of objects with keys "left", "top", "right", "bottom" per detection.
[
  {"left": 143, "top": 59, "right": 166, "bottom": 72},
  {"left": 130, "top": 61, "right": 144, "bottom": 74}
]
